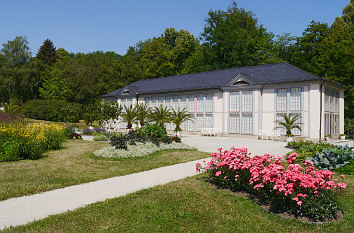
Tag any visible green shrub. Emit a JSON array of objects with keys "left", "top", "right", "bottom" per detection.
[
  {"left": 3, "top": 103, "right": 21, "bottom": 114},
  {"left": 307, "top": 146, "right": 354, "bottom": 170},
  {"left": 142, "top": 123, "right": 167, "bottom": 138},
  {"left": 0, "top": 122, "right": 66, "bottom": 161},
  {"left": 110, "top": 135, "right": 128, "bottom": 150},
  {"left": 161, "top": 135, "right": 172, "bottom": 144},
  {"left": 149, "top": 134, "right": 160, "bottom": 147},
  {"left": 172, "top": 135, "right": 182, "bottom": 143},
  {"left": 287, "top": 140, "right": 315, "bottom": 149},
  {"left": 335, "top": 159, "right": 354, "bottom": 175},
  {"left": 22, "top": 99, "right": 68, "bottom": 121},
  {"left": 63, "top": 102, "right": 82, "bottom": 123},
  {"left": 93, "top": 135, "right": 109, "bottom": 141},
  {"left": 344, "top": 118, "right": 354, "bottom": 139},
  {"left": 287, "top": 140, "right": 336, "bottom": 164},
  {"left": 0, "top": 139, "right": 20, "bottom": 161},
  {"left": 43, "top": 128, "right": 66, "bottom": 150}
]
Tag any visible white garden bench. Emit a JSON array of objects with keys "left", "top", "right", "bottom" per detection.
[{"left": 201, "top": 128, "right": 217, "bottom": 137}]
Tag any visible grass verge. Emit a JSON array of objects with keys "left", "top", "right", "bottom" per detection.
[
  {"left": 0, "top": 140, "right": 208, "bottom": 201},
  {"left": 3, "top": 174, "right": 353, "bottom": 232}
]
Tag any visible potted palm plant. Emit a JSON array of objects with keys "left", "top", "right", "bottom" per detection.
[
  {"left": 325, "top": 134, "right": 332, "bottom": 141},
  {"left": 135, "top": 103, "right": 151, "bottom": 127},
  {"left": 121, "top": 105, "right": 137, "bottom": 131},
  {"left": 340, "top": 134, "right": 346, "bottom": 140},
  {"left": 274, "top": 114, "right": 302, "bottom": 142},
  {"left": 169, "top": 108, "right": 194, "bottom": 137},
  {"left": 149, "top": 105, "right": 171, "bottom": 127}
]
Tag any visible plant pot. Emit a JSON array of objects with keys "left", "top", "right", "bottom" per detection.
[
  {"left": 340, "top": 136, "right": 346, "bottom": 140},
  {"left": 176, "top": 131, "right": 181, "bottom": 138},
  {"left": 286, "top": 136, "right": 294, "bottom": 143},
  {"left": 325, "top": 137, "right": 330, "bottom": 141}
]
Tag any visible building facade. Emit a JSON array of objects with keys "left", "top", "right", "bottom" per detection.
[{"left": 102, "top": 63, "right": 345, "bottom": 140}]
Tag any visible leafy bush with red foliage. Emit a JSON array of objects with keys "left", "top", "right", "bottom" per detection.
[
  {"left": 69, "top": 133, "right": 82, "bottom": 140},
  {"left": 196, "top": 147, "right": 347, "bottom": 221}
]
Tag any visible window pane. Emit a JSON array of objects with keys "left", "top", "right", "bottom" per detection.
[
  {"left": 126, "top": 98, "right": 133, "bottom": 107},
  {"left": 325, "top": 88, "right": 330, "bottom": 111},
  {"left": 241, "top": 114, "right": 253, "bottom": 134},
  {"left": 229, "top": 114, "right": 240, "bottom": 133},
  {"left": 290, "top": 88, "right": 301, "bottom": 111},
  {"left": 120, "top": 98, "right": 126, "bottom": 107},
  {"left": 151, "top": 97, "right": 157, "bottom": 108},
  {"left": 197, "top": 94, "right": 204, "bottom": 112},
  {"left": 242, "top": 91, "right": 253, "bottom": 112},
  {"left": 335, "top": 90, "right": 339, "bottom": 113},
  {"left": 230, "top": 92, "right": 240, "bottom": 112},
  {"left": 276, "top": 89, "right": 287, "bottom": 112},
  {"left": 205, "top": 114, "right": 213, "bottom": 128},
  {"left": 158, "top": 96, "right": 164, "bottom": 106},
  {"left": 188, "top": 114, "right": 195, "bottom": 131},
  {"left": 180, "top": 95, "right": 187, "bottom": 110},
  {"left": 290, "top": 113, "right": 302, "bottom": 135},
  {"left": 172, "top": 96, "right": 179, "bottom": 110},
  {"left": 188, "top": 95, "right": 195, "bottom": 112},
  {"left": 276, "top": 113, "right": 287, "bottom": 135},
  {"left": 195, "top": 114, "right": 203, "bottom": 131},
  {"left": 205, "top": 93, "right": 213, "bottom": 112},
  {"left": 181, "top": 121, "right": 187, "bottom": 131},
  {"left": 165, "top": 96, "right": 172, "bottom": 108},
  {"left": 165, "top": 122, "right": 170, "bottom": 131}
]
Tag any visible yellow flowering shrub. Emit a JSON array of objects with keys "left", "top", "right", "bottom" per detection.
[{"left": 0, "top": 122, "right": 66, "bottom": 161}]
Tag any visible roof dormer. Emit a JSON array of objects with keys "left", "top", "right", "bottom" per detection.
[{"left": 225, "top": 73, "right": 256, "bottom": 86}]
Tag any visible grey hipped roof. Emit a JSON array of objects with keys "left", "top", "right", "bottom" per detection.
[{"left": 102, "top": 62, "right": 345, "bottom": 98}]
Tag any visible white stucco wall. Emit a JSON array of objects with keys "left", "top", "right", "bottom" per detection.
[
  {"left": 309, "top": 83, "right": 321, "bottom": 139},
  {"left": 339, "top": 90, "right": 345, "bottom": 135},
  {"left": 261, "top": 87, "right": 275, "bottom": 136},
  {"left": 213, "top": 91, "right": 224, "bottom": 134},
  {"left": 222, "top": 91, "right": 230, "bottom": 134}
]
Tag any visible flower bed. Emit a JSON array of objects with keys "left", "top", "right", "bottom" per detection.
[
  {"left": 0, "top": 122, "right": 66, "bottom": 161},
  {"left": 287, "top": 140, "right": 354, "bottom": 174},
  {"left": 93, "top": 142, "right": 196, "bottom": 159},
  {"left": 196, "top": 147, "right": 347, "bottom": 222}
]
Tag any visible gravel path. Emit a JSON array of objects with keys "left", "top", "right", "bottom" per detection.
[{"left": 182, "top": 135, "right": 291, "bottom": 156}]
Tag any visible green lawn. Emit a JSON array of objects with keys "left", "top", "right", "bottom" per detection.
[
  {"left": 0, "top": 140, "right": 208, "bottom": 201},
  {"left": 3, "top": 174, "right": 353, "bottom": 232}
]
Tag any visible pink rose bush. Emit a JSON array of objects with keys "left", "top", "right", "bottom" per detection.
[{"left": 196, "top": 147, "right": 347, "bottom": 221}]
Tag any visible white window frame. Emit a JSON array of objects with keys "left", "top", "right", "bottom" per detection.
[
  {"left": 196, "top": 94, "right": 204, "bottom": 113},
  {"left": 276, "top": 88, "right": 287, "bottom": 112},
  {"left": 205, "top": 93, "right": 213, "bottom": 113},
  {"left": 290, "top": 88, "right": 301, "bottom": 111},
  {"left": 229, "top": 91, "right": 253, "bottom": 135}
]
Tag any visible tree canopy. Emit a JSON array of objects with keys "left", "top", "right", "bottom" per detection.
[{"left": 0, "top": 1, "right": 352, "bottom": 117}]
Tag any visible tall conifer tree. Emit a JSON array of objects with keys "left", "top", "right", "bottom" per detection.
[{"left": 36, "top": 39, "right": 57, "bottom": 65}]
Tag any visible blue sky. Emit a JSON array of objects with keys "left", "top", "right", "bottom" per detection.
[{"left": 0, "top": 0, "right": 349, "bottom": 55}]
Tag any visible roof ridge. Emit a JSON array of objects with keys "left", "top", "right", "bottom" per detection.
[{"left": 131, "top": 62, "right": 288, "bottom": 85}]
